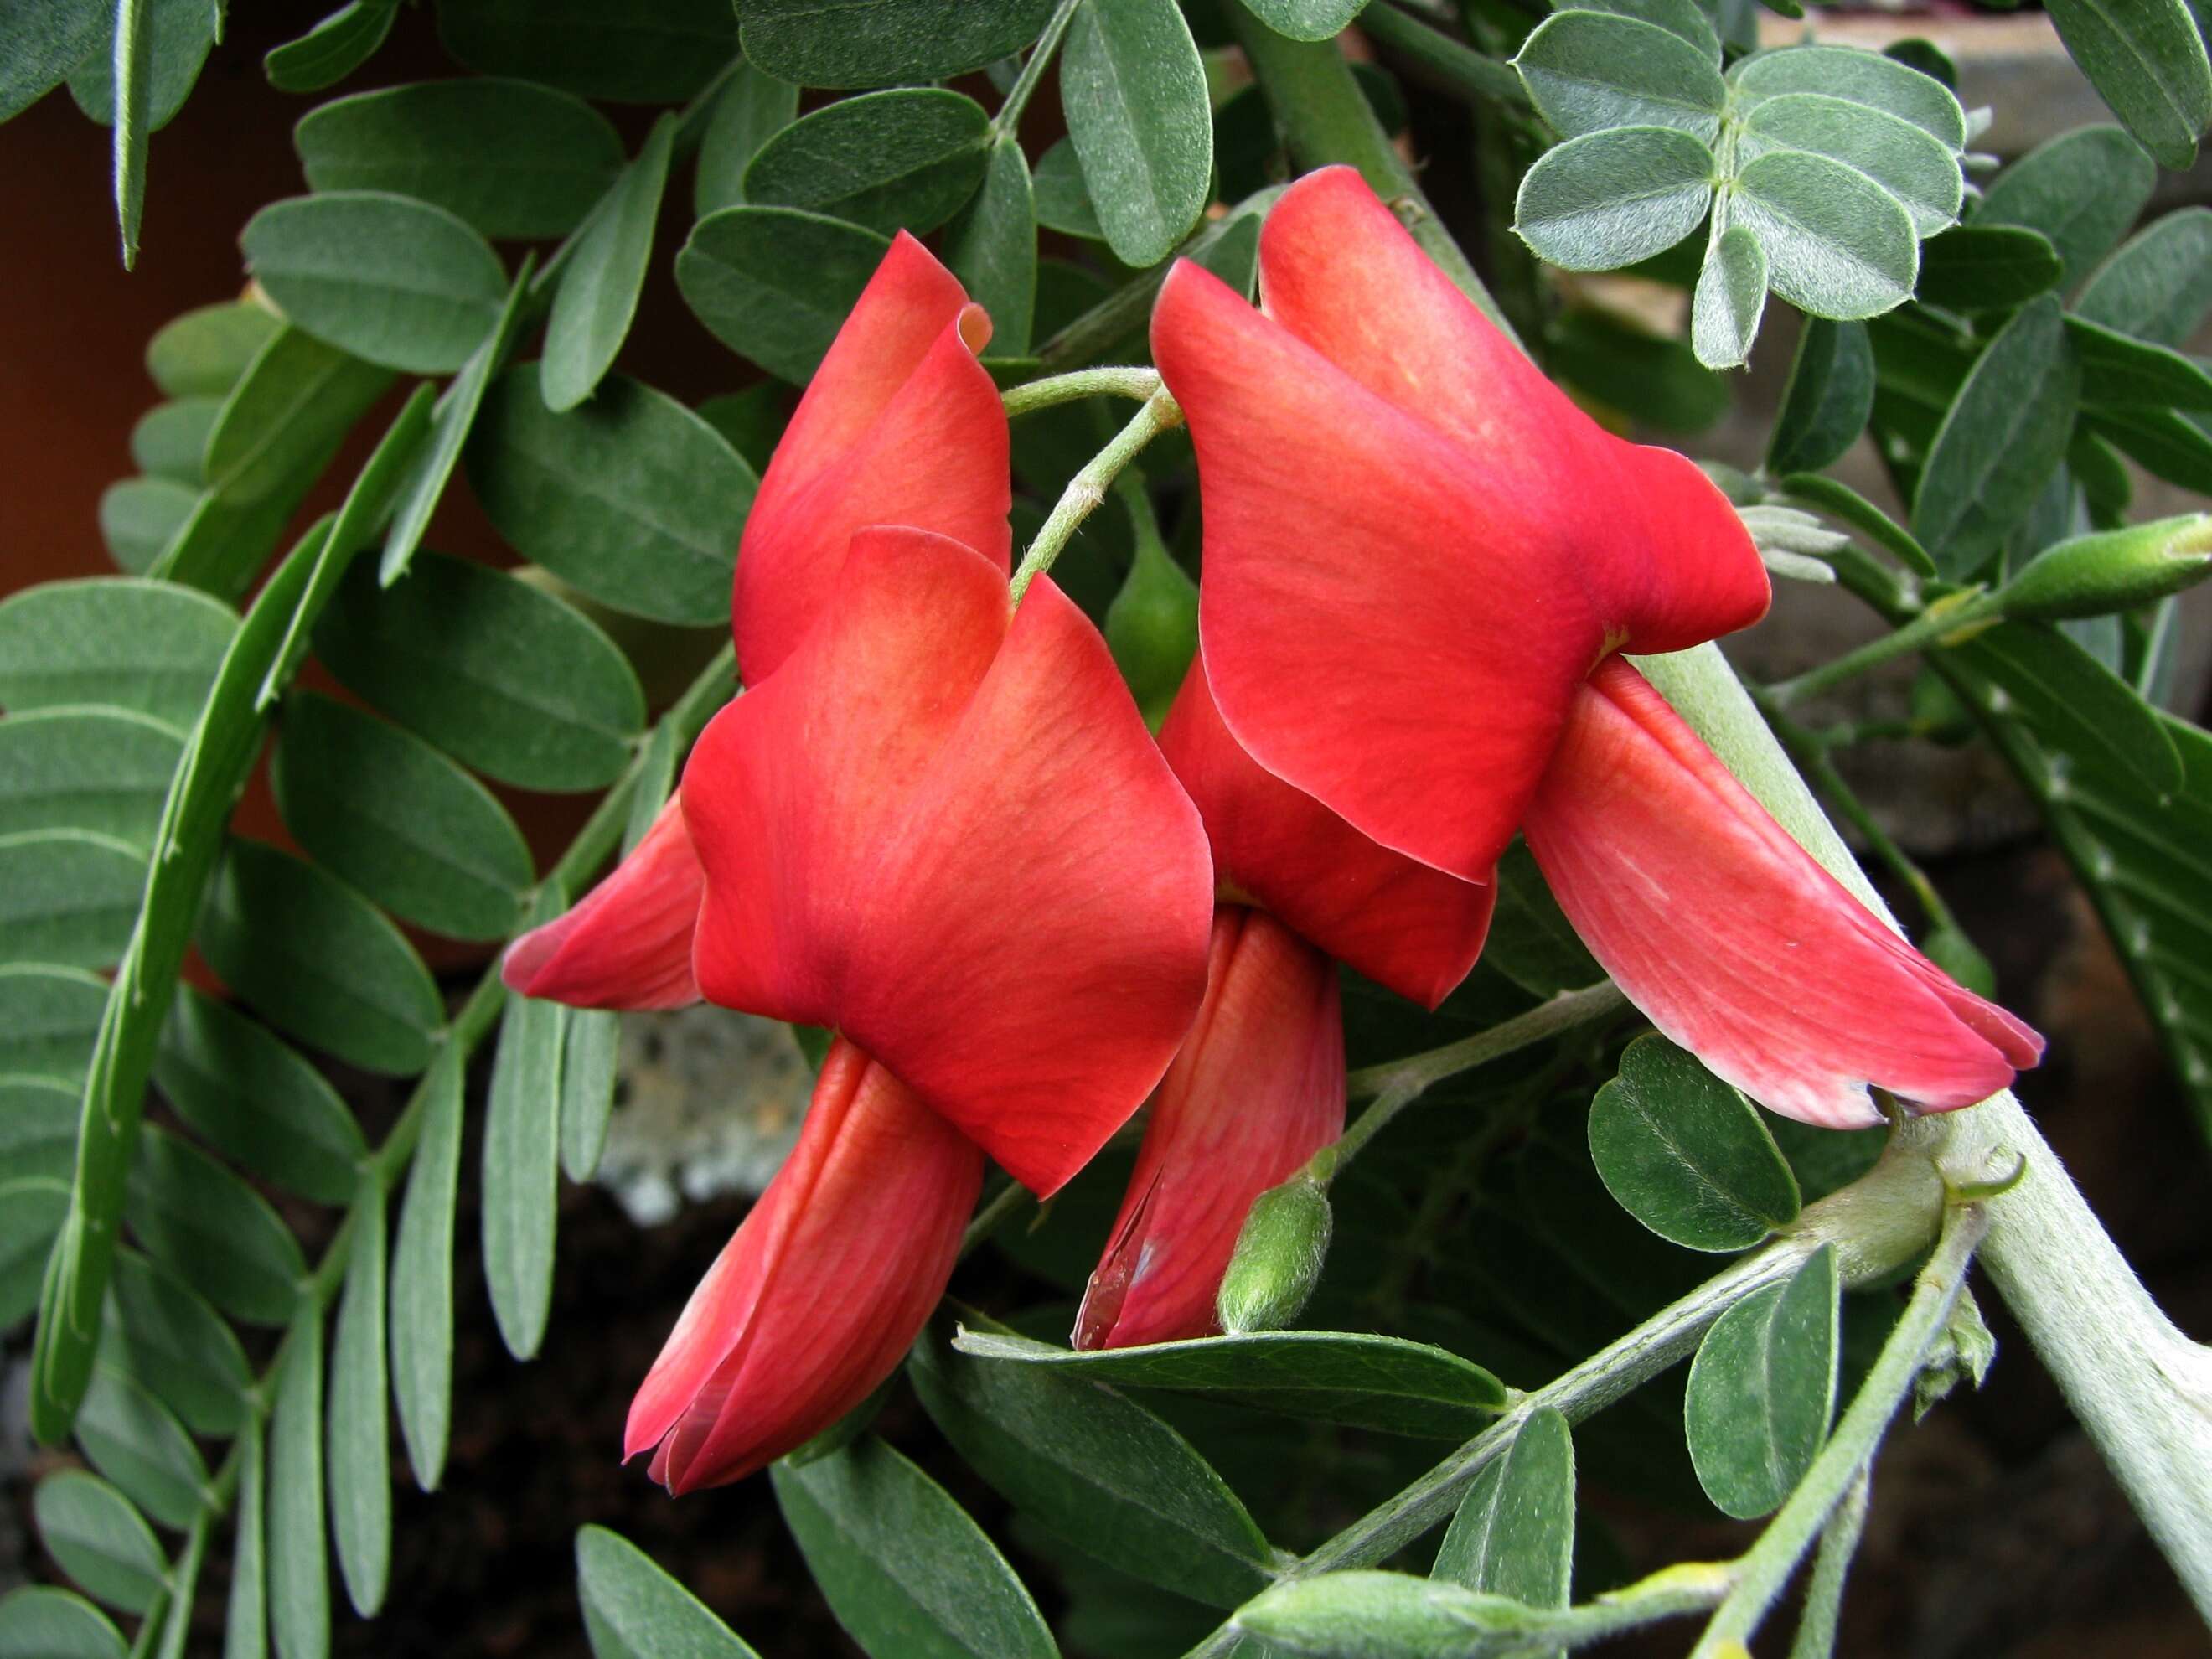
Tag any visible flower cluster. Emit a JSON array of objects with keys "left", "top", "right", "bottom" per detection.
[{"left": 504, "top": 167, "right": 2040, "bottom": 1491}]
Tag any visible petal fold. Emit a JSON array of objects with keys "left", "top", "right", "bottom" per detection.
[
  {"left": 1522, "top": 659, "right": 2043, "bottom": 1127},
  {"left": 500, "top": 792, "right": 703, "bottom": 1009},
  {"left": 1076, "top": 909, "right": 1344, "bottom": 1350},
  {"left": 686, "top": 526, "right": 1216, "bottom": 1195},
  {"left": 626, "top": 1036, "right": 984, "bottom": 1492},
  {"left": 734, "top": 232, "right": 1010, "bottom": 684},
  {"left": 1160, "top": 660, "right": 1491, "bottom": 1008}
]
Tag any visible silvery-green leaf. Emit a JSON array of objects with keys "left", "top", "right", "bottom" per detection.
[
  {"left": 1567, "top": 0, "right": 1720, "bottom": 63},
  {"left": 1062, "top": 0, "right": 1213, "bottom": 268},
  {"left": 1691, "top": 222, "right": 1768, "bottom": 368},
  {"left": 1730, "top": 44, "right": 1967, "bottom": 149},
  {"left": 1739, "top": 93, "right": 1964, "bottom": 235},
  {"left": 1238, "top": 0, "right": 1370, "bottom": 42},
  {"left": 1514, "top": 12, "right": 1726, "bottom": 143},
  {"left": 1515, "top": 126, "right": 1714, "bottom": 271},
  {"left": 1729, "top": 148, "right": 1919, "bottom": 318}
]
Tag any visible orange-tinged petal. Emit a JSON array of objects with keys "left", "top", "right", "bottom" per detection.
[
  {"left": 627, "top": 1037, "right": 983, "bottom": 1491},
  {"left": 500, "top": 792, "right": 703, "bottom": 1009},
  {"left": 1076, "top": 909, "right": 1343, "bottom": 1350},
  {"left": 1523, "top": 659, "right": 2043, "bottom": 1127}
]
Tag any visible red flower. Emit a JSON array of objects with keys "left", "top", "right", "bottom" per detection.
[
  {"left": 1152, "top": 166, "right": 2040, "bottom": 1129},
  {"left": 504, "top": 238, "right": 1212, "bottom": 1488},
  {"left": 1076, "top": 661, "right": 1492, "bottom": 1347}
]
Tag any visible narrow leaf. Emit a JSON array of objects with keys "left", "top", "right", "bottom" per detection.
[
  {"left": 1691, "top": 222, "right": 1767, "bottom": 369},
  {"left": 328, "top": 1176, "right": 391, "bottom": 1616},
  {"left": 264, "top": 1, "right": 398, "bottom": 94},
  {"left": 695, "top": 60, "right": 800, "bottom": 218},
  {"left": 575, "top": 1526, "right": 764, "bottom": 1659},
  {"left": 33, "top": 1470, "right": 166, "bottom": 1615},
  {"left": 1974, "top": 125, "right": 2156, "bottom": 289},
  {"left": 1768, "top": 318, "right": 1875, "bottom": 476},
  {"left": 269, "top": 1306, "right": 331, "bottom": 1659},
  {"left": 560, "top": 1009, "right": 622, "bottom": 1183},
  {"left": 391, "top": 1047, "right": 463, "bottom": 1490},
  {"left": 483, "top": 897, "right": 569, "bottom": 1360},
  {"left": 948, "top": 137, "right": 1037, "bottom": 359},
  {"left": 2043, "top": 0, "right": 2211, "bottom": 171},
  {"left": 225, "top": 1423, "right": 267, "bottom": 1659},
  {"left": 544, "top": 114, "right": 675, "bottom": 411}
]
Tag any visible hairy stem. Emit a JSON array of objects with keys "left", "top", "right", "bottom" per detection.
[
  {"left": 1766, "top": 588, "right": 1998, "bottom": 708},
  {"left": 1001, "top": 365, "right": 1162, "bottom": 418},
  {"left": 1344, "top": 979, "right": 1629, "bottom": 1103},
  {"left": 1008, "top": 386, "right": 1183, "bottom": 605},
  {"left": 991, "top": 0, "right": 1081, "bottom": 138},
  {"left": 1359, "top": 1, "right": 1531, "bottom": 110}
]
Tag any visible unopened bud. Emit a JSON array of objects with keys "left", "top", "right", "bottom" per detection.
[
  {"left": 1104, "top": 529, "right": 1199, "bottom": 731},
  {"left": 1217, "top": 1170, "right": 1333, "bottom": 1336},
  {"left": 1998, "top": 514, "right": 2212, "bottom": 622}
]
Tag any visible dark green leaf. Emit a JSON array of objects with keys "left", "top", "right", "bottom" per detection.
[
  {"left": 1434, "top": 1407, "right": 1574, "bottom": 1611},
  {"left": 392, "top": 1049, "right": 463, "bottom": 1491},
  {"left": 242, "top": 193, "right": 508, "bottom": 375},
  {"left": 576, "top": 1526, "right": 765, "bottom": 1659},
  {"left": 98, "top": 478, "right": 194, "bottom": 574},
  {"left": 1885, "top": 37, "right": 1958, "bottom": 90},
  {"left": 295, "top": 79, "right": 625, "bottom": 241},
  {"left": 1731, "top": 148, "right": 1919, "bottom": 318},
  {"left": 269, "top": 1305, "right": 330, "bottom": 1659},
  {"left": 110, "top": 0, "right": 152, "bottom": 254},
  {"left": 483, "top": 898, "right": 568, "bottom": 1360},
  {"left": 0, "top": 0, "right": 106, "bottom": 123},
  {"left": 695, "top": 61, "right": 800, "bottom": 218},
  {"left": 1975, "top": 125, "right": 2156, "bottom": 290},
  {"left": 772, "top": 1437, "right": 1058, "bottom": 1659},
  {"left": 739, "top": 0, "right": 1055, "bottom": 90},
  {"left": 2067, "top": 313, "right": 2212, "bottom": 410},
  {"left": 0, "top": 963, "right": 106, "bottom": 1081},
  {"left": 1031, "top": 138, "right": 1103, "bottom": 240},
  {"left": 677, "top": 208, "right": 892, "bottom": 385},
  {"left": 467, "top": 365, "right": 753, "bottom": 626},
  {"left": 273, "top": 692, "right": 533, "bottom": 941},
  {"left": 1738, "top": 92, "right": 1963, "bottom": 236},
  {"left": 383, "top": 254, "right": 538, "bottom": 586},
  {"left": 1233, "top": 1570, "right": 1564, "bottom": 1656},
  {"left": 264, "top": 2, "right": 399, "bottom": 94},
  {"left": 105, "top": 1250, "right": 253, "bottom": 1437},
  {"left": 0, "top": 1586, "right": 127, "bottom": 1659},
  {"left": 1912, "top": 296, "right": 2080, "bottom": 576},
  {"left": 127, "top": 1126, "right": 308, "bottom": 1326},
  {"left": 0, "top": 1075, "right": 78, "bottom": 1181},
  {"left": 153, "top": 986, "right": 367, "bottom": 1205},
  {"left": 545, "top": 116, "right": 675, "bottom": 411},
  {"left": 1686, "top": 1244, "right": 1838, "bottom": 1517},
  {"left": 315, "top": 552, "right": 645, "bottom": 791},
  {"left": 0, "top": 830, "right": 142, "bottom": 968},
  {"left": 954, "top": 1326, "right": 1509, "bottom": 1437},
  {"left": 1062, "top": 0, "right": 1213, "bottom": 267},
  {"left": 70, "top": 0, "right": 214, "bottom": 131},
  {"left": 745, "top": 89, "right": 990, "bottom": 238},
  {"left": 1779, "top": 472, "right": 1938, "bottom": 579},
  {"left": 1769, "top": 318, "right": 1874, "bottom": 476},
  {"left": 1948, "top": 622, "right": 2184, "bottom": 794},
  {"left": 147, "top": 301, "right": 282, "bottom": 400},
  {"left": 1914, "top": 223, "right": 2065, "bottom": 310},
  {"left": 1238, "top": 0, "right": 1370, "bottom": 41},
  {"left": 437, "top": 0, "right": 737, "bottom": 103},
  {"left": 1690, "top": 222, "right": 1766, "bottom": 370},
  {"left": 73, "top": 1362, "right": 209, "bottom": 1531},
  {"left": 1, "top": 1175, "right": 70, "bottom": 1326},
  {"left": 195, "top": 838, "right": 442, "bottom": 1076},
  {"left": 948, "top": 137, "right": 1037, "bottom": 359},
  {"left": 33, "top": 1471, "right": 165, "bottom": 1615},
  {"left": 1483, "top": 842, "right": 1603, "bottom": 996},
  {"left": 2090, "top": 406, "right": 2212, "bottom": 494},
  {"left": 2043, "top": 0, "right": 2211, "bottom": 171},
  {"left": 1730, "top": 44, "right": 1967, "bottom": 148},
  {"left": 329, "top": 1176, "right": 390, "bottom": 1616},
  {"left": 1513, "top": 12, "right": 1726, "bottom": 142},
  {"left": 2076, "top": 208, "right": 2212, "bottom": 345},
  {"left": 694, "top": 385, "right": 790, "bottom": 477},
  {"left": 0, "top": 577, "right": 232, "bottom": 728},
  {"left": 130, "top": 398, "right": 220, "bottom": 484},
  {"left": 909, "top": 1318, "right": 1275, "bottom": 1610},
  {"left": 560, "top": 1009, "right": 622, "bottom": 1183},
  {"left": 1513, "top": 126, "right": 1715, "bottom": 271},
  {"left": 1587, "top": 1034, "right": 1801, "bottom": 1252}
]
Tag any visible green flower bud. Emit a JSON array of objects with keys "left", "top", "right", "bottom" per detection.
[
  {"left": 1217, "top": 1171, "right": 1333, "bottom": 1336},
  {"left": 1997, "top": 513, "right": 2212, "bottom": 623},
  {"left": 1104, "top": 526, "right": 1199, "bottom": 732}
]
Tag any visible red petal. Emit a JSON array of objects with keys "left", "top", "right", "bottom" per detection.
[
  {"left": 1155, "top": 256, "right": 1599, "bottom": 883},
  {"left": 1076, "top": 909, "right": 1343, "bottom": 1349},
  {"left": 686, "top": 526, "right": 1215, "bottom": 1195},
  {"left": 733, "top": 233, "right": 1010, "bottom": 684},
  {"left": 1255, "top": 167, "right": 1770, "bottom": 656},
  {"left": 626, "top": 1037, "right": 983, "bottom": 1491},
  {"left": 1523, "top": 660, "right": 2043, "bottom": 1127},
  {"left": 500, "top": 793, "right": 703, "bottom": 1009},
  {"left": 1160, "top": 661, "right": 1491, "bottom": 1008}
]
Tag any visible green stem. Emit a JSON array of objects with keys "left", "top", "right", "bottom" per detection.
[
  {"left": 1690, "top": 1202, "right": 1989, "bottom": 1656},
  {"left": 1225, "top": 7, "right": 1522, "bottom": 345},
  {"left": 992, "top": 0, "right": 1081, "bottom": 137},
  {"left": 1787, "top": 1468, "right": 1871, "bottom": 1659},
  {"left": 1766, "top": 589, "right": 1998, "bottom": 708},
  {"left": 1342, "top": 979, "right": 1628, "bottom": 1103},
  {"left": 959, "top": 1177, "right": 1036, "bottom": 1258},
  {"left": 1008, "top": 386, "right": 1183, "bottom": 606},
  {"left": 1359, "top": 2, "right": 1530, "bottom": 109},
  {"left": 1001, "top": 365, "right": 1162, "bottom": 418}
]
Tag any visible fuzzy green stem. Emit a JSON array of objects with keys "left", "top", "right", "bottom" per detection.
[
  {"left": 1359, "top": 2, "right": 1531, "bottom": 109},
  {"left": 1001, "top": 365, "right": 1163, "bottom": 418},
  {"left": 1691, "top": 1202, "right": 1989, "bottom": 1655},
  {"left": 991, "top": 0, "right": 1081, "bottom": 138},
  {"left": 1008, "top": 386, "right": 1183, "bottom": 606},
  {"left": 1787, "top": 1469, "right": 1871, "bottom": 1659},
  {"left": 1766, "top": 589, "right": 1999, "bottom": 708},
  {"left": 1342, "top": 979, "right": 1629, "bottom": 1103}
]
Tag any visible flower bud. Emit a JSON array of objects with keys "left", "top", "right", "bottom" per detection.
[
  {"left": 1998, "top": 514, "right": 2212, "bottom": 623},
  {"left": 1105, "top": 524, "right": 1200, "bottom": 731},
  {"left": 1216, "top": 1166, "right": 1334, "bottom": 1336}
]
